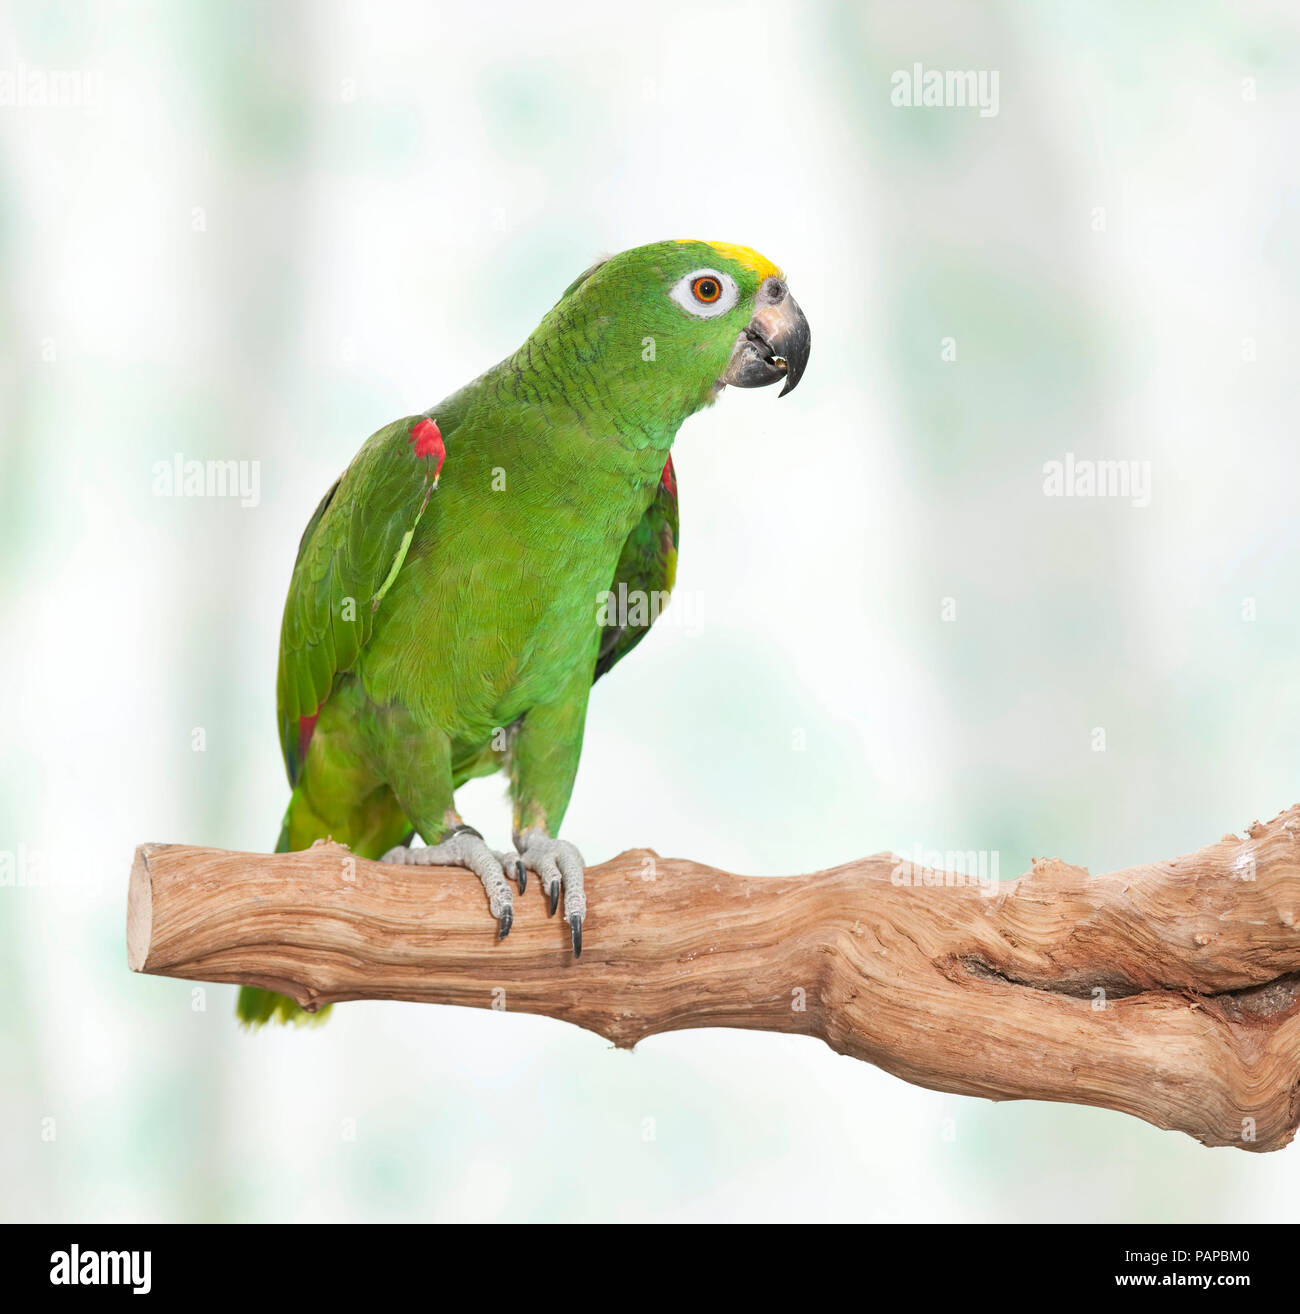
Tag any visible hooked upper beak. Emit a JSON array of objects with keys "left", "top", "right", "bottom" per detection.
[{"left": 721, "top": 276, "right": 811, "bottom": 397}]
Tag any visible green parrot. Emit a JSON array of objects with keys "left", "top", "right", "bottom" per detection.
[{"left": 238, "top": 238, "right": 811, "bottom": 1026}]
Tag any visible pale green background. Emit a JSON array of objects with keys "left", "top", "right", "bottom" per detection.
[{"left": 2, "top": 0, "right": 1298, "bottom": 1222}]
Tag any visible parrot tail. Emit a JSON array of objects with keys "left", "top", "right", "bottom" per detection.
[{"left": 235, "top": 812, "right": 334, "bottom": 1029}]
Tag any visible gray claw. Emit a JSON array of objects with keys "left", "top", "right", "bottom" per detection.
[
  {"left": 516, "top": 858, "right": 527, "bottom": 893},
  {"left": 512, "top": 831, "right": 586, "bottom": 950},
  {"left": 498, "top": 905, "right": 513, "bottom": 940}
]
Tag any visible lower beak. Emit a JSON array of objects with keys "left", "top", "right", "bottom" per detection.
[{"left": 721, "top": 279, "right": 811, "bottom": 397}]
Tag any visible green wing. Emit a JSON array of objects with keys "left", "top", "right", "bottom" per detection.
[
  {"left": 594, "top": 456, "right": 679, "bottom": 682},
  {"left": 277, "top": 414, "right": 440, "bottom": 784}
]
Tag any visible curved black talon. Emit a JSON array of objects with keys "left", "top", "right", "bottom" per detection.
[
  {"left": 569, "top": 914, "right": 583, "bottom": 958},
  {"left": 515, "top": 858, "right": 527, "bottom": 893},
  {"left": 548, "top": 880, "right": 560, "bottom": 916},
  {"left": 498, "top": 905, "right": 513, "bottom": 940}
]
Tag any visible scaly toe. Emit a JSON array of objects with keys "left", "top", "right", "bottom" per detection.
[
  {"left": 384, "top": 832, "right": 513, "bottom": 933},
  {"left": 514, "top": 831, "right": 587, "bottom": 955}
]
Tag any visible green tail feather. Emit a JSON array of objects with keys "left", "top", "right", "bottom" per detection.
[
  {"left": 235, "top": 810, "right": 333, "bottom": 1029},
  {"left": 237, "top": 984, "right": 332, "bottom": 1028}
]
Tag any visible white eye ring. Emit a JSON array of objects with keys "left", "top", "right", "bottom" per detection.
[{"left": 670, "top": 269, "right": 739, "bottom": 318}]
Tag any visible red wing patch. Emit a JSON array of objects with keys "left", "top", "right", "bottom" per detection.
[
  {"left": 410, "top": 418, "right": 446, "bottom": 484},
  {"left": 297, "top": 710, "right": 319, "bottom": 765},
  {"left": 660, "top": 454, "right": 676, "bottom": 497}
]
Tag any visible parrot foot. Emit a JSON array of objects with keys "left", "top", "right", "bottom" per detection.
[
  {"left": 381, "top": 825, "right": 525, "bottom": 940},
  {"left": 512, "top": 830, "right": 586, "bottom": 957}
]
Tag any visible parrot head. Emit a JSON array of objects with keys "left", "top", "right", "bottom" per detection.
[{"left": 541, "top": 239, "right": 811, "bottom": 429}]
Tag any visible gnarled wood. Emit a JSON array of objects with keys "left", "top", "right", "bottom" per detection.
[{"left": 127, "top": 804, "right": 1300, "bottom": 1151}]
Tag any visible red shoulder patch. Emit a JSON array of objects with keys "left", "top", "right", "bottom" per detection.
[
  {"left": 297, "top": 710, "right": 319, "bottom": 765},
  {"left": 660, "top": 454, "right": 676, "bottom": 498},
  {"left": 409, "top": 418, "right": 446, "bottom": 484}
]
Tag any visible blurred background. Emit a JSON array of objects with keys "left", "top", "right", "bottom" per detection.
[{"left": 3, "top": 0, "right": 1299, "bottom": 1222}]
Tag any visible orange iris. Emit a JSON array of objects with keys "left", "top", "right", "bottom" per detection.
[{"left": 691, "top": 276, "right": 721, "bottom": 303}]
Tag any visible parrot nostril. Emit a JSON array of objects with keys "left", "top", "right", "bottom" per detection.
[{"left": 762, "top": 277, "right": 787, "bottom": 304}]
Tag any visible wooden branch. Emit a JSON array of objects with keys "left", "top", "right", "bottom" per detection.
[{"left": 127, "top": 805, "right": 1300, "bottom": 1152}]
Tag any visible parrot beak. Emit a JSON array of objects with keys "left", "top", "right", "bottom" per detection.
[{"left": 721, "top": 276, "right": 811, "bottom": 397}]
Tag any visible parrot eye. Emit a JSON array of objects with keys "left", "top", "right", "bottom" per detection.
[{"left": 670, "top": 268, "right": 739, "bottom": 319}]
